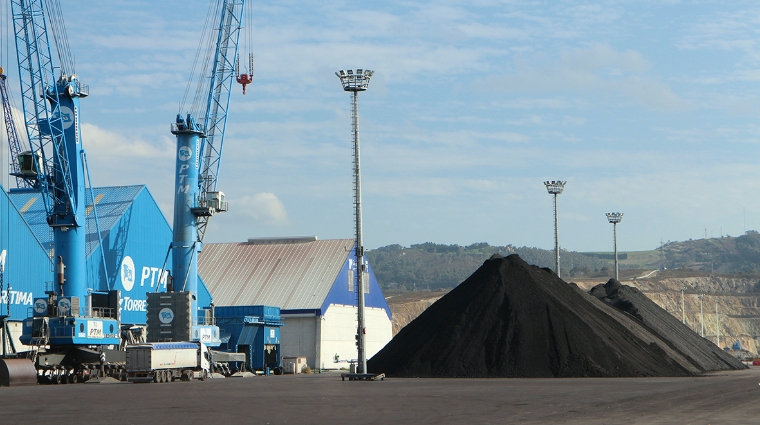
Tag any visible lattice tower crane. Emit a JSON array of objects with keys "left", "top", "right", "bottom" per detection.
[{"left": 169, "top": 0, "right": 249, "bottom": 335}]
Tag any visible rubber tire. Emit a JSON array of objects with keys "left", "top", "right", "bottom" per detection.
[{"left": 153, "top": 373, "right": 159, "bottom": 383}]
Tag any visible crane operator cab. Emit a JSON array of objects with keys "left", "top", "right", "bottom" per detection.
[{"left": 15, "top": 150, "right": 43, "bottom": 179}]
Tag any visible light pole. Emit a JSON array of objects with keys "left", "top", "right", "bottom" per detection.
[
  {"left": 698, "top": 294, "right": 705, "bottom": 337},
  {"left": 605, "top": 212, "right": 623, "bottom": 281},
  {"left": 336, "top": 69, "right": 374, "bottom": 375},
  {"left": 680, "top": 286, "right": 687, "bottom": 324},
  {"left": 544, "top": 181, "right": 566, "bottom": 277},
  {"left": 715, "top": 300, "right": 720, "bottom": 348}
]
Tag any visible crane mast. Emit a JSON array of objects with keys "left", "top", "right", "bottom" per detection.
[
  {"left": 10, "top": 0, "right": 89, "bottom": 302},
  {"left": 171, "top": 0, "right": 244, "bottom": 333}
]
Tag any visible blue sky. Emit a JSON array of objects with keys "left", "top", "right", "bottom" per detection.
[{"left": 2, "top": 1, "right": 760, "bottom": 252}]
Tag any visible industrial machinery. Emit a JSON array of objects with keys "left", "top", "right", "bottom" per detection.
[
  {"left": 125, "top": 341, "right": 210, "bottom": 383},
  {"left": 6, "top": 0, "right": 122, "bottom": 384},
  {"left": 215, "top": 305, "right": 283, "bottom": 374},
  {"left": 151, "top": 0, "right": 249, "bottom": 349}
]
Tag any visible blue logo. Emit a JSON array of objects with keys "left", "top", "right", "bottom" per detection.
[
  {"left": 120, "top": 256, "right": 135, "bottom": 291},
  {"left": 58, "top": 298, "right": 72, "bottom": 316},
  {"left": 159, "top": 307, "right": 174, "bottom": 324},
  {"left": 178, "top": 146, "right": 192, "bottom": 161},
  {"left": 34, "top": 299, "right": 47, "bottom": 314}
]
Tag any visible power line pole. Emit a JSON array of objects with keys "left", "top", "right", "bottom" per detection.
[
  {"left": 698, "top": 294, "right": 705, "bottom": 337},
  {"left": 715, "top": 299, "right": 720, "bottom": 348}
]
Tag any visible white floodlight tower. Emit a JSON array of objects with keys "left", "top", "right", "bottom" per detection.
[
  {"left": 605, "top": 212, "right": 623, "bottom": 281},
  {"left": 544, "top": 181, "right": 566, "bottom": 277},
  {"left": 336, "top": 69, "right": 374, "bottom": 374},
  {"left": 680, "top": 286, "right": 687, "bottom": 324}
]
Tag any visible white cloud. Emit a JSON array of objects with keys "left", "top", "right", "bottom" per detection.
[
  {"left": 236, "top": 193, "right": 289, "bottom": 226},
  {"left": 81, "top": 123, "right": 174, "bottom": 159}
]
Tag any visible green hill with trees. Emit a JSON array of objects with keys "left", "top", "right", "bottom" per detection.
[
  {"left": 366, "top": 231, "right": 760, "bottom": 292},
  {"left": 366, "top": 242, "right": 610, "bottom": 291}
]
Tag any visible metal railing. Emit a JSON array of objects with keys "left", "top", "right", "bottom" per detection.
[{"left": 91, "top": 307, "right": 115, "bottom": 319}]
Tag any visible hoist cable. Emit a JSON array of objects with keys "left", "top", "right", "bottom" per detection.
[{"left": 180, "top": 0, "right": 219, "bottom": 117}]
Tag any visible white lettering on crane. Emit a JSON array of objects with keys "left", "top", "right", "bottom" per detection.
[
  {"left": 140, "top": 267, "right": 151, "bottom": 287},
  {"left": 177, "top": 148, "right": 192, "bottom": 194}
]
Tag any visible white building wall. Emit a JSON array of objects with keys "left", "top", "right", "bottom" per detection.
[
  {"left": 318, "top": 304, "right": 392, "bottom": 370},
  {"left": 280, "top": 316, "right": 318, "bottom": 368}
]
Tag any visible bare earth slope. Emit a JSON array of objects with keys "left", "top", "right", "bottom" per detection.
[
  {"left": 369, "top": 254, "right": 698, "bottom": 378},
  {"left": 589, "top": 278, "right": 745, "bottom": 372}
]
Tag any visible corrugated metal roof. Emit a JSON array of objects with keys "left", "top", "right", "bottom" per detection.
[
  {"left": 9, "top": 185, "right": 144, "bottom": 258},
  {"left": 198, "top": 238, "right": 355, "bottom": 310}
]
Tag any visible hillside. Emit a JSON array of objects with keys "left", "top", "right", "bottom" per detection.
[
  {"left": 367, "top": 232, "right": 760, "bottom": 292},
  {"left": 366, "top": 242, "right": 610, "bottom": 291}
]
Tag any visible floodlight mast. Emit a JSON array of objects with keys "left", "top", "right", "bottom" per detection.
[
  {"left": 336, "top": 69, "right": 373, "bottom": 375},
  {"left": 544, "top": 181, "right": 566, "bottom": 277},
  {"left": 680, "top": 286, "right": 687, "bottom": 324},
  {"left": 605, "top": 212, "right": 623, "bottom": 280}
]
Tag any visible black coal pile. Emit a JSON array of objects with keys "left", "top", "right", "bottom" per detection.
[
  {"left": 590, "top": 278, "right": 745, "bottom": 372},
  {"left": 369, "top": 254, "right": 702, "bottom": 378}
]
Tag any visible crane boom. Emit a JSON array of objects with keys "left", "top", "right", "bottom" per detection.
[
  {"left": 0, "top": 70, "right": 30, "bottom": 188},
  {"left": 196, "top": 0, "right": 244, "bottom": 242}
]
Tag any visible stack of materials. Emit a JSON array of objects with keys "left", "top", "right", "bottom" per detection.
[
  {"left": 369, "top": 254, "right": 744, "bottom": 378},
  {"left": 589, "top": 278, "right": 744, "bottom": 372}
]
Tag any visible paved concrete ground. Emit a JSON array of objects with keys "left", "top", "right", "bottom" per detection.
[{"left": 2, "top": 367, "right": 759, "bottom": 424}]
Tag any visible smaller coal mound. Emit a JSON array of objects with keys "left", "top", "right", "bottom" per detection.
[
  {"left": 369, "top": 254, "right": 695, "bottom": 378},
  {"left": 590, "top": 278, "right": 745, "bottom": 372}
]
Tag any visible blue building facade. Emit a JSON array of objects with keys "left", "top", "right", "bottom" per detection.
[{"left": 0, "top": 184, "right": 213, "bottom": 324}]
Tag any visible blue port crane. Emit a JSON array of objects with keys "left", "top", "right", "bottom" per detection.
[
  {"left": 170, "top": 0, "right": 248, "bottom": 339},
  {"left": 10, "top": 0, "right": 89, "bottom": 302},
  {"left": 0, "top": 68, "right": 30, "bottom": 189},
  {"left": 11, "top": 0, "right": 120, "bottom": 369}
]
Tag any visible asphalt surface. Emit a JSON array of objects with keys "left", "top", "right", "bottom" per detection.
[{"left": 2, "top": 367, "right": 759, "bottom": 424}]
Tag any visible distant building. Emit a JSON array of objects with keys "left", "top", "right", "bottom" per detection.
[{"left": 198, "top": 237, "right": 393, "bottom": 370}]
